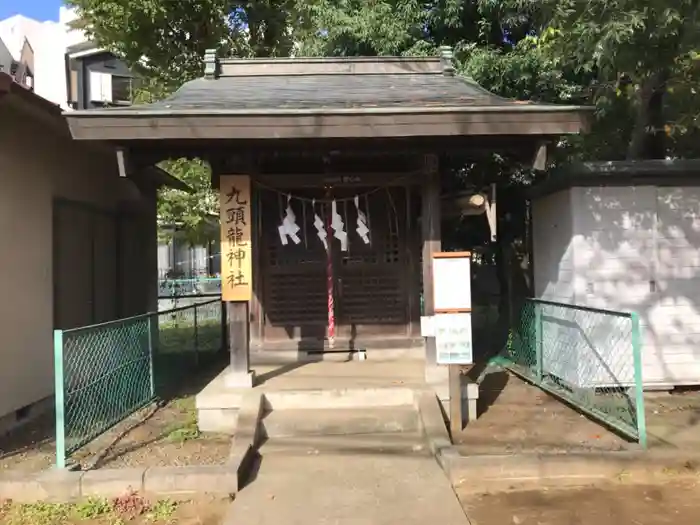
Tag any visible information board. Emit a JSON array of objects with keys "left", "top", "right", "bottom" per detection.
[
  {"left": 432, "top": 252, "right": 471, "bottom": 313},
  {"left": 435, "top": 313, "right": 473, "bottom": 365}
]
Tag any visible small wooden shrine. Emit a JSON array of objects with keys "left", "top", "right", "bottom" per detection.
[{"left": 65, "top": 47, "right": 590, "bottom": 385}]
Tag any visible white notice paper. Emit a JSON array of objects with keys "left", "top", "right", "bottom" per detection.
[
  {"left": 435, "top": 313, "right": 473, "bottom": 365},
  {"left": 433, "top": 255, "right": 472, "bottom": 312}
]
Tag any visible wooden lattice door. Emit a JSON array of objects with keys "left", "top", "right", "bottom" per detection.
[
  {"left": 335, "top": 188, "right": 409, "bottom": 339},
  {"left": 260, "top": 187, "right": 411, "bottom": 345}
]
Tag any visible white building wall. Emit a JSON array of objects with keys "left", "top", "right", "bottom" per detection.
[
  {"left": 533, "top": 185, "right": 700, "bottom": 388},
  {"left": 0, "top": 7, "right": 89, "bottom": 110},
  {"left": 650, "top": 186, "right": 700, "bottom": 385}
]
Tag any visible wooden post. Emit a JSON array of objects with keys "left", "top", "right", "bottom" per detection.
[
  {"left": 421, "top": 154, "right": 441, "bottom": 368},
  {"left": 422, "top": 154, "right": 462, "bottom": 435},
  {"left": 228, "top": 301, "right": 251, "bottom": 378},
  {"left": 449, "top": 365, "right": 462, "bottom": 437},
  {"left": 219, "top": 175, "right": 255, "bottom": 388}
]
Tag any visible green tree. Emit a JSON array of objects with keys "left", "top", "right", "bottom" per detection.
[
  {"left": 66, "top": 0, "right": 296, "bottom": 86},
  {"left": 156, "top": 158, "right": 218, "bottom": 245},
  {"left": 498, "top": 0, "right": 700, "bottom": 159}
]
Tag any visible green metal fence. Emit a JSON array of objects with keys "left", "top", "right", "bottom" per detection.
[
  {"left": 158, "top": 277, "right": 222, "bottom": 298},
  {"left": 490, "top": 298, "right": 647, "bottom": 447},
  {"left": 54, "top": 299, "right": 223, "bottom": 468}
]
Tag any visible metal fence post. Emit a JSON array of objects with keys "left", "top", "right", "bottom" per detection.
[
  {"left": 630, "top": 312, "right": 647, "bottom": 448},
  {"left": 534, "top": 303, "right": 543, "bottom": 380},
  {"left": 194, "top": 304, "right": 199, "bottom": 365},
  {"left": 53, "top": 329, "right": 66, "bottom": 469},
  {"left": 147, "top": 315, "right": 156, "bottom": 398}
]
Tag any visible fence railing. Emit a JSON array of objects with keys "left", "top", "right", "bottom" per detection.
[
  {"left": 53, "top": 299, "right": 223, "bottom": 468},
  {"left": 158, "top": 277, "right": 221, "bottom": 298},
  {"left": 490, "top": 298, "right": 646, "bottom": 447}
]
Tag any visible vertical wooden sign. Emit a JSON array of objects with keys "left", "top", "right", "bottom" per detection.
[{"left": 220, "top": 175, "right": 252, "bottom": 302}]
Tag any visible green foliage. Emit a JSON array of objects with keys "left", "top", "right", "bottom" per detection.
[
  {"left": 131, "top": 82, "right": 217, "bottom": 244},
  {"left": 157, "top": 158, "right": 217, "bottom": 245},
  {"left": 66, "top": 0, "right": 296, "bottom": 87},
  {"left": 3, "top": 502, "right": 70, "bottom": 525},
  {"left": 74, "top": 498, "right": 115, "bottom": 520},
  {"left": 145, "top": 499, "right": 178, "bottom": 523}
]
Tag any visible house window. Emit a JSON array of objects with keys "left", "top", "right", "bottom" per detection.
[
  {"left": 89, "top": 71, "right": 138, "bottom": 105},
  {"left": 111, "top": 75, "right": 135, "bottom": 103}
]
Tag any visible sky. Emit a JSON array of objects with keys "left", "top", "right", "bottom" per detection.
[{"left": 0, "top": 0, "right": 62, "bottom": 21}]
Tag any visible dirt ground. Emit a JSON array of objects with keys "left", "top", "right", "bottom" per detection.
[
  {"left": 0, "top": 494, "right": 229, "bottom": 525},
  {"left": 455, "top": 371, "right": 632, "bottom": 454},
  {"left": 459, "top": 480, "right": 700, "bottom": 525},
  {"left": 645, "top": 389, "right": 700, "bottom": 448},
  {"left": 0, "top": 395, "right": 231, "bottom": 473},
  {"left": 455, "top": 369, "right": 700, "bottom": 454}
]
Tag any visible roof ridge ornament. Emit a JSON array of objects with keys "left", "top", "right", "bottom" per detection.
[
  {"left": 439, "top": 46, "right": 455, "bottom": 76},
  {"left": 204, "top": 48, "right": 219, "bottom": 80}
]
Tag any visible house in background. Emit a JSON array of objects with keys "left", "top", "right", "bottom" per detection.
[
  {"left": 0, "top": 35, "right": 13, "bottom": 73},
  {"left": 0, "top": 70, "right": 189, "bottom": 433},
  {"left": 64, "top": 39, "right": 139, "bottom": 110},
  {"left": 0, "top": 32, "right": 34, "bottom": 89},
  {"left": 1, "top": 6, "right": 219, "bottom": 281}
]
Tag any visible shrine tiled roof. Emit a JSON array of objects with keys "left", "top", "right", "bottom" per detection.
[{"left": 89, "top": 49, "right": 573, "bottom": 115}]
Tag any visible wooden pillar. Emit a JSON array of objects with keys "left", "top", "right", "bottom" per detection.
[
  {"left": 220, "top": 175, "right": 255, "bottom": 388},
  {"left": 421, "top": 154, "right": 441, "bottom": 367},
  {"left": 421, "top": 154, "right": 462, "bottom": 437},
  {"left": 228, "top": 301, "right": 251, "bottom": 376},
  {"left": 249, "top": 183, "right": 263, "bottom": 351}
]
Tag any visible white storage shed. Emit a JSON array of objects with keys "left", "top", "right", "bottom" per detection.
[{"left": 530, "top": 160, "right": 700, "bottom": 389}]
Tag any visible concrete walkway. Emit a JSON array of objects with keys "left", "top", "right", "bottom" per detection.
[{"left": 224, "top": 448, "right": 471, "bottom": 525}]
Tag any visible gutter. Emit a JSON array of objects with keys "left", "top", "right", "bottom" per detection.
[{"left": 66, "top": 104, "right": 596, "bottom": 118}]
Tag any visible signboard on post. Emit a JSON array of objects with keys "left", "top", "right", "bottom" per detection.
[
  {"left": 220, "top": 175, "right": 252, "bottom": 302},
  {"left": 435, "top": 313, "right": 473, "bottom": 364},
  {"left": 433, "top": 252, "right": 472, "bottom": 313},
  {"left": 432, "top": 252, "right": 473, "bottom": 365}
]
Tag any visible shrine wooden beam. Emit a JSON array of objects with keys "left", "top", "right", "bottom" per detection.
[{"left": 123, "top": 135, "right": 545, "bottom": 168}]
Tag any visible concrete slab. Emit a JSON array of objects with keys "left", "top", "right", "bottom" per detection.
[
  {"left": 253, "top": 360, "right": 427, "bottom": 391},
  {"left": 224, "top": 451, "right": 470, "bottom": 525},
  {"left": 143, "top": 465, "right": 237, "bottom": 497},
  {"left": 196, "top": 361, "right": 430, "bottom": 434},
  {"left": 81, "top": 468, "right": 144, "bottom": 497}
]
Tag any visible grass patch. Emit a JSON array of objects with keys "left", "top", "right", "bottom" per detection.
[
  {"left": 163, "top": 396, "right": 200, "bottom": 443},
  {"left": 145, "top": 500, "right": 178, "bottom": 523},
  {"left": 74, "top": 498, "right": 114, "bottom": 519},
  {"left": 0, "top": 494, "right": 182, "bottom": 525},
  {"left": 1, "top": 502, "right": 71, "bottom": 525}
]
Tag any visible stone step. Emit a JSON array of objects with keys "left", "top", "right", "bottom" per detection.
[
  {"left": 261, "top": 406, "right": 420, "bottom": 439},
  {"left": 259, "top": 431, "right": 429, "bottom": 456},
  {"left": 262, "top": 387, "right": 416, "bottom": 410}
]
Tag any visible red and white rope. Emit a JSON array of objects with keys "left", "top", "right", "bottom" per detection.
[{"left": 326, "top": 208, "right": 335, "bottom": 349}]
